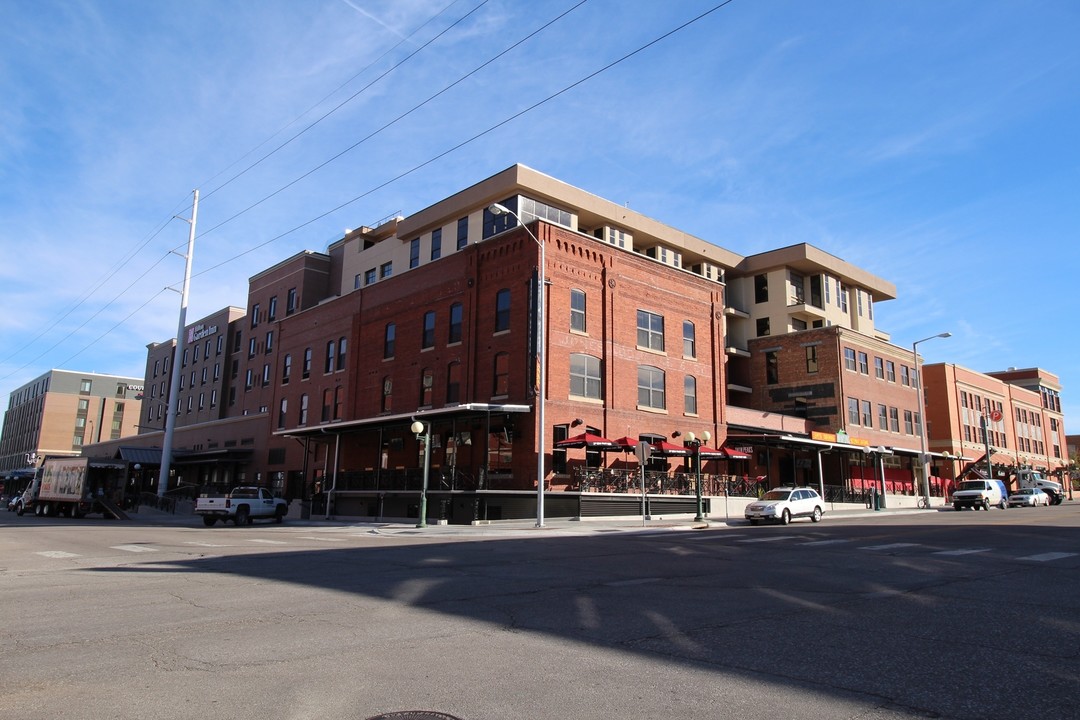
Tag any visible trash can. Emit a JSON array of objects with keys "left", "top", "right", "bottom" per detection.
[{"left": 871, "top": 487, "right": 881, "bottom": 511}]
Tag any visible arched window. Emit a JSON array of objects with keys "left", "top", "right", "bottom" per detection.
[
  {"left": 637, "top": 366, "right": 665, "bottom": 410},
  {"left": 569, "top": 354, "right": 601, "bottom": 399}
]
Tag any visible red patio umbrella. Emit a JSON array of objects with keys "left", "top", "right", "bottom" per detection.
[
  {"left": 720, "top": 446, "right": 751, "bottom": 460},
  {"left": 649, "top": 439, "right": 694, "bottom": 457},
  {"left": 554, "top": 432, "right": 622, "bottom": 451},
  {"left": 696, "top": 445, "right": 726, "bottom": 459},
  {"left": 612, "top": 436, "right": 641, "bottom": 451}
]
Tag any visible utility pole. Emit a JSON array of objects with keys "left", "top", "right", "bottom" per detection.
[{"left": 159, "top": 189, "right": 198, "bottom": 498}]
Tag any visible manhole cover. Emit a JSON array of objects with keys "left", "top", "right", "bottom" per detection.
[{"left": 367, "top": 713, "right": 463, "bottom": 720}]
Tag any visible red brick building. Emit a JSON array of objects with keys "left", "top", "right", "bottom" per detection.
[{"left": 80, "top": 164, "right": 1070, "bottom": 520}]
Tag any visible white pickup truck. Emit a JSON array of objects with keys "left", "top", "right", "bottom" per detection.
[{"left": 195, "top": 487, "right": 288, "bottom": 526}]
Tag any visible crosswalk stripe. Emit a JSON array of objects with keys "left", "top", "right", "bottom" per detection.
[
  {"left": 801, "top": 539, "right": 851, "bottom": 546},
  {"left": 247, "top": 539, "right": 287, "bottom": 545},
  {"left": 110, "top": 545, "right": 159, "bottom": 553},
  {"left": 36, "top": 551, "right": 80, "bottom": 559},
  {"left": 1018, "top": 552, "right": 1077, "bottom": 562},
  {"left": 859, "top": 543, "right": 920, "bottom": 551},
  {"left": 739, "top": 536, "right": 798, "bottom": 543},
  {"left": 184, "top": 541, "right": 231, "bottom": 547},
  {"left": 933, "top": 548, "right": 991, "bottom": 556}
]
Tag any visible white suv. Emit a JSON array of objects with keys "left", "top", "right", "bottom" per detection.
[{"left": 745, "top": 487, "right": 824, "bottom": 525}]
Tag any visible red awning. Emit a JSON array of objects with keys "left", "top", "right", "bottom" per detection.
[{"left": 721, "top": 446, "right": 751, "bottom": 460}]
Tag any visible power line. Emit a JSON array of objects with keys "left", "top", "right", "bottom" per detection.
[
  {"left": 199, "top": 0, "right": 492, "bottom": 204},
  {"left": 197, "top": 0, "right": 588, "bottom": 240},
  {"left": 196, "top": 1, "right": 737, "bottom": 276}
]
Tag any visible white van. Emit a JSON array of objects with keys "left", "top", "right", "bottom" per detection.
[{"left": 952, "top": 479, "right": 1008, "bottom": 511}]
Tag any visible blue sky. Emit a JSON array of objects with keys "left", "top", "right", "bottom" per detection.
[{"left": 1, "top": 0, "right": 1078, "bottom": 433}]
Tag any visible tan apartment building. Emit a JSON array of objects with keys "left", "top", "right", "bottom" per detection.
[{"left": 0, "top": 369, "right": 144, "bottom": 474}]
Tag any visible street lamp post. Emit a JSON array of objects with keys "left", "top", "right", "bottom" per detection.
[
  {"left": 681, "top": 430, "right": 711, "bottom": 522},
  {"left": 913, "top": 332, "right": 951, "bottom": 505},
  {"left": 410, "top": 420, "right": 431, "bottom": 528},
  {"left": 488, "top": 202, "right": 546, "bottom": 528}
]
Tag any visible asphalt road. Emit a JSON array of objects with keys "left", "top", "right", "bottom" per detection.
[{"left": 1, "top": 504, "right": 1078, "bottom": 720}]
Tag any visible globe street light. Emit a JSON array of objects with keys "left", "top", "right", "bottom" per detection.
[
  {"left": 681, "top": 430, "right": 711, "bottom": 522},
  {"left": 488, "top": 202, "right": 547, "bottom": 528},
  {"left": 410, "top": 420, "right": 431, "bottom": 528},
  {"left": 913, "top": 332, "right": 951, "bottom": 505}
]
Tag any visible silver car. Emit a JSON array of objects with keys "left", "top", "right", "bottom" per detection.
[
  {"left": 1007, "top": 488, "right": 1049, "bottom": 508},
  {"left": 745, "top": 487, "right": 825, "bottom": 525}
]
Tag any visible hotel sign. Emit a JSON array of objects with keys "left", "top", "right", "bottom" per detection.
[{"left": 187, "top": 324, "right": 219, "bottom": 343}]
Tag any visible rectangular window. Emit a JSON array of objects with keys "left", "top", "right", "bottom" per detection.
[
  {"left": 422, "top": 311, "right": 436, "bottom": 349},
  {"left": 493, "top": 353, "right": 509, "bottom": 396},
  {"left": 251, "top": 304, "right": 260, "bottom": 328},
  {"left": 637, "top": 310, "right": 665, "bottom": 351},
  {"left": 789, "top": 271, "right": 805, "bottom": 304},
  {"left": 495, "top": 290, "right": 511, "bottom": 332},
  {"left": 900, "top": 365, "right": 910, "bottom": 387},
  {"left": 844, "top": 348, "right": 857, "bottom": 370},
  {"left": 268, "top": 296, "right": 277, "bottom": 320},
  {"left": 570, "top": 290, "right": 586, "bottom": 333},
  {"left": 809, "top": 274, "right": 823, "bottom": 308},
  {"left": 848, "top": 397, "right": 860, "bottom": 425},
  {"left": 322, "top": 389, "right": 332, "bottom": 423},
  {"left": 325, "top": 340, "right": 336, "bottom": 373},
  {"left": 278, "top": 400, "right": 288, "bottom": 429},
  {"left": 447, "top": 362, "right": 461, "bottom": 404},
  {"left": 286, "top": 288, "right": 297, "bottom": 315},
  {"left": 384, "top": 324, "right": 396, "bottom": 359},
  {"left": 380, "top": 261, "right": 392, "bottom": 279},
  {"left": 874, "top": 357, "right": 884, "bottom": 379},
  {"left": 430, "top": 228, "right": 442, "bottom": 260},
  {"left": 839, "top": 284, "right": 849, "bottom": 312},
  {"left": 448, "top": 303, "right": 463, "bottom": 344},
  {"left": 409, "top": 238, "right": 420, "bottom": 269},
  {"left": 303, "top": 347, "right": 312, "bottom": 379},
  {"left": 858, "top": 352, "right": 869, "bottom": 374},
  {"left": 337, "top": 337, "right": 346, "bottom": 371},
  {"left": 756, "top": 318, "right": 770, "bottom": 337},
  {"left": 334, "top": 386, "right": 343, "bottom": 420},
  {"left": 265, "top": 331, "right": 273, "bottom": 354},
  {"left": 805, "top": 345, "right": 819, "bottom": 373},
  {"left": 765, "top": 351, "right": 779, "bottom": 385},
  {"left": 298, "top": 394, "right": 308, "bottom": 425},
  {"left": 914, "top": 412, "right": 922, "bottom": 438},
  {"left": 889, "top": 407, "right": 900, "bottom": 432},
  {"left": 364, "top": 268, "right": 376, "bottom": 286},
  {"left": 861, "top": 400, "right": 872, "bottom": 427},
  {"left": 282, "top": 354, "right": 291, "bottom": 384},
  {"left": 904, "top": 410, "right": 914, "bottom": 434},
  {"left": 754, "top": 273, "right": 768, "bottom": 303},
  {"left": 886, "top": 361, "right": 896, "bottom": 382},
  {"left": 456, "top": 217, "right": 468, "bottom": 250},
  {"left": 878, "top": 404, "right": 888, "bottom": 430}
]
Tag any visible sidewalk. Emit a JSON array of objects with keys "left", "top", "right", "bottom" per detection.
[{"left": 129, "top": 503, "right": 935, "bottom": 536}]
